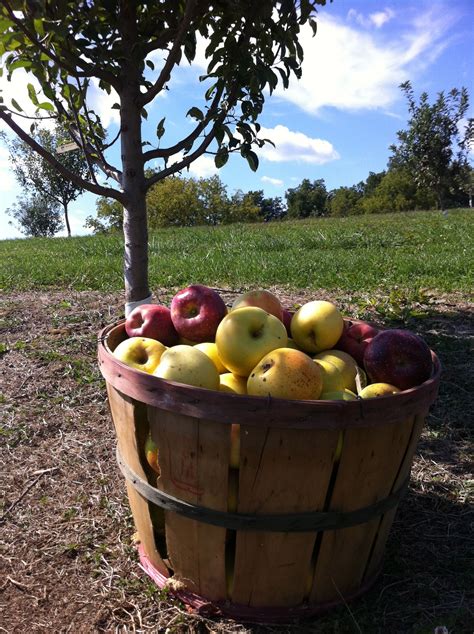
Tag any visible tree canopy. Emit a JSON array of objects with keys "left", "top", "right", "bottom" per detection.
[
  {"left": 0, "top": 0, "right": 328, "bottom": 306},
  {"left": 1, "top": 122, "right": 90, "bottom": 236},
  {"left": 389, "top": 81, "right": 473, "bottom": 210},
  {"left": 6, "top": 192, "right": 63, "bottom": 237}
]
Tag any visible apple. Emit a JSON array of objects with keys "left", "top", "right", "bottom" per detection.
[
  {"left": 247, "top": 347, "right": 323, "bottom": 400},
  {"left": 359, "top": 383, "right": 401, "bottom": 399},
  {"left": 194, "top": 342, "right": 228, "bottom": 373},
  {"left": 314, "top": 358, "right": 346, "bottom": 393},
  {"left": 319, "top": 388, "right": 357, "bottom": 401},
  {"left": 144, "top": 433, "right": 160, "bottom": 475},
  {"left": 282, "top": 308, "right": 294, "bottom": 336},
  {"left": 215, "top": 306, "right": 288, "bottom": 377},
  {"left": 291, "top": 300, "right": 344, "bottom": 354},
  {"left": 314, "top": 350, "right": 358, "bottom": 392},
  {"left": 125, "top": 303, "right": 179, "bottom": 347},
  {"left": 364, "top": 329, "right": 433, "bottom": 390},
  {"left": 228, "top": 468, "right": 239, "bottom": 513},
  {"left": 170, "top": 284, "right": 227, "bottom": 343},
  {"left": 335, "top": 319, "right": 379, "bottom": 366},
  {"left": 232, "top": 289, "right": 283, "bottom": 321},
  {"left": 154, "top": 345, "right": 220, "bottom": 390},
  {"left": 113, "top": 337, "right": 167, "bottom": 374},
  {"left": 219, "top": 373, "right": 248, "bottom": 394}
]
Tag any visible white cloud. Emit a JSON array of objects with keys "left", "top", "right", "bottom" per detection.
[
  {"left": 188, "top": 153, "right": 218, "bottom": 178},
  {"left": 348, "top": 8, "right": 395, "bottom": 29},
  {"left": 257, "top": 125, "right": 339, "bottom": 165},
  {"left": 261, "top": 175, "right": 284, "bottom": 186},
  {"left": 88, "top": 79, "right": 120, "bottom": 128},
  {"left": 276, "top": 9, "right": 457, "bottom": 114},
  {"left": 0, "top": 146, "right": 17, "bottom": 192}
]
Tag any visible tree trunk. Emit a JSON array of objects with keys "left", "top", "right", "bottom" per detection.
[
  {"left": 63, "top": 202, "right": 72, "bottom": 237},
  {"left": 120, "top": 5, "right": 151, "bottom": 309}
]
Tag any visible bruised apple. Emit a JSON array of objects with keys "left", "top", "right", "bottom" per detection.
[{"left": 247, "top": 347, "right": 322, "bottom": 400}]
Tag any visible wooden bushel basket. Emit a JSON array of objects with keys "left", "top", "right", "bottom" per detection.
[{"left": 98, "top": 320, "right": 441, "bottom": 624}]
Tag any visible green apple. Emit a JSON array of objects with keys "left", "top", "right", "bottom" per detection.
[
  {"left": 113, "top": 336, "right": 167, "bottom": 374},
  {"left": 194, "top": 341, "right": 228, "bottom": 373},
  {"left": 291, "top": 301, "right": 344, "bottom": 354},
  {"left": 314, "top": 349, "right": 358, "bottom": 392},
  {"left": 215, "top": 306, "right": 288, "bottom": 377},
  {"left": 247, "top": 347, "right": 323, "bottom": 400},
  {"left": 154, "top": 345, "right": 220, "bottom": 390},
  {"left": 359, "top": 383, "right": 401, "bottom": 398},
  {"left": 314, "top": 358, "right": 346, "bottom": 393},
  {"left": 229, "top": 424, "right": 240, "bottom": 469},
  {"left": 144, "top": 433, "right": 160, "bottom": 475}
]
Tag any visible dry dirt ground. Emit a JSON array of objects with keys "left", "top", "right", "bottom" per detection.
[{"left": 1, "top": 288, "right": 472, "bottom": 633}]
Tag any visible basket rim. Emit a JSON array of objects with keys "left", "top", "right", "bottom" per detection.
[{"left": 97, "top": 319, "right": 441, "bottom": 430}]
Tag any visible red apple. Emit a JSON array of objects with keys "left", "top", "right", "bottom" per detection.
[
  {"left": 170, "top": 284, "right": 227, "bottom": 343},
  {"left": 282, "top": 308, "right": 294, "bottom": 337},
  {"left": 335, "top": 319, "right": 379, "bottom": 366},
  {"left": 232, "top": 289, "right": 283, "bottom": 321},
  {"left": 364, "top": 328, "right": 433, "bottom": 391},
  {"left": 125, "top": 304, "right": 179, "bottom": 346}
]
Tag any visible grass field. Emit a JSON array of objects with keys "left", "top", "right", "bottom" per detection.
[
  {"left": 1, "top": 208, "right": 473, "bottom": 294},
  {"left": 1, "top": 209, "right": 473, "bottom": 633}
]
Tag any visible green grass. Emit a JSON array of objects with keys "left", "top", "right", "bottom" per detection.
[{"left": 1, "top": 208, "right": 473, "bottom": 293}]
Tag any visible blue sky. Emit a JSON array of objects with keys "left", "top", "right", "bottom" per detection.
[{"left": 1, "top": 0, "right": 473, "bottom": 239}]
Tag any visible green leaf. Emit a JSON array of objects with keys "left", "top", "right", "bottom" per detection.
[
  {"left": 245, "top": 150, "right": 259, "bottom": 172},
  {"left": 156, "top": 117, "right": 166, "bottom": 139},
  {"left": 37, "top": 102, "right": 54, "bottom": 111},
  {"left": 187, "top": 107, "right": 204, "bottom": 121},
  {"left": 27, "top": 84, "right": 38, "bottom": 106},
  {"left": 141, "top": 107, "right": 148, "bottom": 120},
  {"left": 11, "top": 98, "right": 23, "bottom": 112},
  {"left": 215, "top": 147, "right": 228, "bottom": 168}
]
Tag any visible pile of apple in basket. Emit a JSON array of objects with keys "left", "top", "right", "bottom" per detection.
[{"left": 114, "top": 284, "right": 434, "bottom": 402}]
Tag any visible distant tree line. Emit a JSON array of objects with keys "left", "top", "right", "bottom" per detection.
[{"left": 5, "top": 81, "right": 473, "bottom": 237}]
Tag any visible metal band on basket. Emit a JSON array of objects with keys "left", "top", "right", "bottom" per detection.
[{"left": 116, "top": 445, "right": 410, "bottom": 532}]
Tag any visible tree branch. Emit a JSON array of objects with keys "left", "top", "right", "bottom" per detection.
[
  {"left": 2, "top": 1, "right": 120, "bottom": 90},
  {"left": 138, "top": 0, "right": 198, "bottom": 107},
  {"left": 145, "top": 124, "right": 219, "bottom": 190},
  {"left": 0, "top": 110, "right": 125, "bottom": 203},
  {"left": 143, "top": 85, "right": 224, "bottom": 162}
]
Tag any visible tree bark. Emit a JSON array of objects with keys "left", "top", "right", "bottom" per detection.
[
  {"left": 119, "top": 2, "right": 150, "bottom": 306},
  {"left": 63, "top": 201, "right": 72, "bottom": 237}
]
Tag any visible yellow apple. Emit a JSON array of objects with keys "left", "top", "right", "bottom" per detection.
[
  {"left": 113, "top": 337, "right": 167, "bottom": 374},
  {"left": 314, "top": 350, "right": 358, "bottom": 392},
  {"left": 153, "top": 345, "right": 220, "bottom": 390},
  {"left": 215, "top": 307, "right": 288, "bottom": 377},
  {"left": 290, "top": 300, "right": 344, "bottom": 354},
  {"left": 319, "top": 389, "right": 358, "bottom": 400},
  {"left": 359, "top": 383, "right": 401, "bottom": 398},
  {"left": 194, "top": 341, "right": 228, "bottom": 373},
  {"left": 219, "top": 373, "right": 248, "bottom": 394},
  {"left": 314, "top": 358, "right": 346, "bottom": 393},
  {"left": 247, "top": 347, "right": 323, "bottom": 400},
  {"left": 286, "top": 337, "right": 304, "bottom": 351}
]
